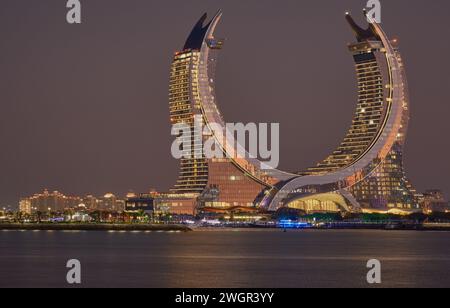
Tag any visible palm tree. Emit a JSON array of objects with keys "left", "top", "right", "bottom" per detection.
[
  {"left": 36, "top": 211, "right": 42, "bottom": 224},
  {"left": 90, "top": 211, "right": 100, "bottom": 223},
  {"left": 15, "top": 211, "right": 23, "bottom": 224}
]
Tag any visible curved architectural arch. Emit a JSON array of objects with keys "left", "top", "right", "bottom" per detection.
[
  {"left": 170, "top": 11, "right": 295, "bottom": 193},
  {"left": 264, "top": 12, "right": 413, "bottom": 211},
  {"left": 169, "top": 11, "right": 283, "bottom": 208},
  {"left": 195, "top": 12, "right": 297, "bottom": 186},
  {"left": 167, "top": 10, "right": 417, "bottom": 212},
  {"left": 285, "top": 193, "right": 352, "bottom": 213}
]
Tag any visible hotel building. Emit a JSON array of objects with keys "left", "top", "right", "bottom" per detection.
[{"left": 136, "top": 10, "right": 420, "bottom": 215}]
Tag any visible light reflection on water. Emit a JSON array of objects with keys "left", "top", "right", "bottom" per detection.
[{"left": 0, "top": 229, "right": 449, "bottom": 288}]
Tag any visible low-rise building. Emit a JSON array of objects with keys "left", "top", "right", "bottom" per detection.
[
  {"left": 126, "top": 192, "right": 198, "bottom": 216},
  {"left": 20, "top": 189, "right": 82, "bottom": 213},
  {"left": 19, "top": 190, "right": 127, "bottom": 213},
  {"left": 19, "top": 199, "right": 32, "bottom": 214},
  {"left": 422, "top": 190, "right": 449, "bottom": 213}
]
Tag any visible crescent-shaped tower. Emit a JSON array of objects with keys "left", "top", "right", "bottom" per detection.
[
  {"left": 262, "top": 12, "right": 418, "bottom": 213},
  {"left": 169, "top": 12, "right": 284, "bottom": 210},
  {"left": 167, "top": 11, "right": 419, "bottom": 214}
]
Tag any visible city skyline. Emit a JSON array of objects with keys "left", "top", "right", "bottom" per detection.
[
  {"left": 1, "top": 0, "right": 450, "bottom": 207},
  {"left": 12, "top": 14, "right": 449, "bottom": 217}
]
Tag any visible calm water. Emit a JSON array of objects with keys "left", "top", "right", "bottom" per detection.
[{"left": 1, "top": 229, "right": 449, "bottom": 288}]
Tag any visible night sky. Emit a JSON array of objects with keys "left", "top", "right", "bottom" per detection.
[{"left": 1, "top": 0, "right": 449, "bottom": 207}]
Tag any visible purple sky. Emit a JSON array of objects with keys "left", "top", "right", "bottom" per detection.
[{"left": 1, "top": 0, "right": 449, "bottom": 206}]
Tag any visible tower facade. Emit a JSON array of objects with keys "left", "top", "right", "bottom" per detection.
[
  {"left": 169, "top": 49, "right": 209, "bottom": 193},
  {"left": 297, "top": 20, "right": 417, "bottom": 211},
  {"left": 168, "top": 13, "right": 268, "bottom": 209},
  {"left": 262, "top": 13, "right": 419, "bottom": 213},
  {"left": 348, "top": 43, "right": 417, "bottom": 210}
]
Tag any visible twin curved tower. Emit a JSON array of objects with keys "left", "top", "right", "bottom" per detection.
[{"left": 168, "top": 10, "right": 419, "bottom": 213}]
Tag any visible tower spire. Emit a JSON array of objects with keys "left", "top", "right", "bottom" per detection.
[{"left": 345, "top": 11, "right": 379, "bottom": 42}]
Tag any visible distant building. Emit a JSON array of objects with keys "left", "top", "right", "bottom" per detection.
[
  {"left": 125, "top": 194, "right": 154, "bottom": 215},
  {"left": 19, "top": 199, "right": 32, "bottom": 214},
  {"left": 126, "top": 192, "right": 197, "bottom": 216},
  {"left": 82, "top": 194, "right": 99, "bottom": 210},
  {"left": 20, "top": 189, "right": 82, "bottom": 213},
  {"left": 422, "top": 190, "right": 449, "bottom": 213},
  {"left": 98, "top": 193, "right": 125, "bottom": 212},
  {"left": 80, "top": 193, "right": 126, "bottom": 212},
  {"left": 19, "top": 190, "right": 127, "bottom": 213},
  {"left": 67, "top": 212, "right": 92, "bottom": 222},
  {"left": 155, "top": 194, "right": 198, "bottom": 216}
]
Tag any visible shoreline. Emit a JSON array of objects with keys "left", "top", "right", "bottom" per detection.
[
  {"left": 0, "top": 223, "right": 192, "bottom": 232},
  {"left": 1, "top": 223, "right": 450, "bottom": 232},
  {"left": 192, "top": 223, "right": 450, "bottom": 232}
]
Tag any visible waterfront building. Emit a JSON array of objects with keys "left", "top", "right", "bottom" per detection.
[
  {"left": 82, "top": 193, "right": 126, "bottom": 212},
  {"left": 19, "top": 199, "right": 32, "bottom": 214},
  {"left": 422, "top": 190, "right": 449, "bottom": 213},
  {"left": 143, "top": 10, "right": 421, "bottom": 215},
  {"left": 167, "top": 12, "right": 269, "bottom": 210},
  {"left": 82, "top": 194, "right": 99, "bottom": 210},
  {"left": 98, "top": 193, "right": 125, "bottom": 212},
  {"left": 260, "top": 12, "right": 420, "bottom": 214},
  {"left": 20, "top": 189, "right": 82, "bottom": 213},
  {"left": 126, "top": 192, "right": 198, "bottom": 216},
  {"left": 154, "top": 193, "right": 198, "bottom": 216},
  {"left": 19, "top": 190, "right": 127, "bottom": 213},
  {"left": 125, "top": 193, "right": 155, "bottom": 214}
]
